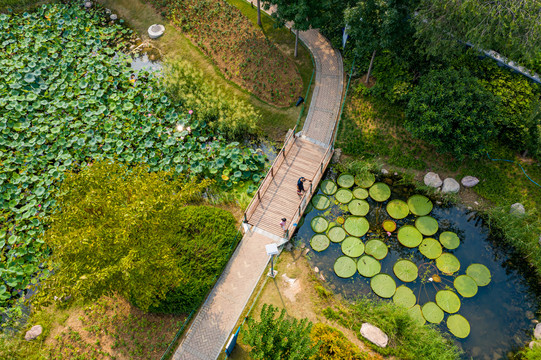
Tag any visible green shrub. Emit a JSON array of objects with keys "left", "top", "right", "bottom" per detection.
[
  {"left": 521, "top": 343, "right": 541, "bottom": 360},
  {"left": 310, "top": 323, "right": 367, "bottom": 360},
  {"left": 405, "top": 68, "right": 499, "bottom": 159}
]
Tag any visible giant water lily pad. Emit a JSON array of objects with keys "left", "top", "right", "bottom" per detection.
[
  {"left": 422, "top": 302, "right": 445, "bottom": 324},
  {"left": 335, "top": 189, "right": 353, "bottom": 203},
  {"left": 415, "top": 216, "right": 439, "bottom": 236},
  {"left": 311, "top": 216, "right": 329, "bottom": 233},
  {"left": 435, "top": 290, "right": 461, "bottom": 313},
  {"left": 337, "top": 174, "right": 355, "bottom": 188},
  {"left": 407, "top": 195, "right": 433, "bottom": 216},
  {"left": 386, "top": 199, "right": 409, "bottom": 219},
  {"left": 334, "top": 256, "right": 357, "bottom": 278},
  {"left": 328, "top": 226, "right": 346, "bottom": 243},
  {"left": 439, "top": 231, "right": 460, "bottom": 250},
  {"left": 348, "top": 199, "right": 370, "bottom": 216},
  {"left": 419, "top": 238, "right": 442, "bottom": 259},
  {"left": 352, "top": 187, "right": 369, "bottom": 199},
  {"left": 408, "top": 305, "right": 426, "bottom": 326},
  {"left": 454, "top": 275, "right": 478, "bottom": 298},
  {"left": 310, "top": 234, "right": 330, "bottom": 252},
  {"left": 311, "top": 194, "right": 331, "bottom": 210},
  {"left": 343, "top": 217, "right": 369, "bottom": 237},
  {"left": 436, "top": 253, "right": 460, "bottom": 274},
  {"left": 357, "top": 255, "right": 381, "bottom": 277},
  {"left": 320, "top": 180, "right": 338, "bottom": 195},
  {"left": 393, "top": 259, "right": 418, "bottom": 282},
  {"left": 393, "top": 285, "right": 416, "bottom": 309},
  {"left": 370, "top": 273, "right": 396, "bottom": 298},
  {"left": 365, "top": 239, "right": 388, "bottom": 260},
  {"left": 466, "top": 264, "right": 491, "bottom": 286},
  {"left": 341, "top": 237, "right": 365, "bottom": 257},
  {"left": 369, "top": 182, "right": 391, "bottom": 202},
  {"left": 447, "top": 314, "right": 470, "bottom": 338},
  {"left": 397, "top": 225, "right": 423, "bottom": 248},
  {"left": 355, "top": 172, "right": 375, "bottom": 188}
]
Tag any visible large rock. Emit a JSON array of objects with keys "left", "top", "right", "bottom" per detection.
[
  {"left": 424, "top": 172, "right": 442, "bottom": 188},
  {"left": 461, "top": 176, "right": 479, "bottom": 188},
  {"left": 25, "top": 325, "right": 42, "bottom": 341},
  {"left": 534, "top": 323, "right": 541, "bottom": 339},
  {"left": 442, "top": 178, "right": 460, "bottom": 194},
  {"left": 510, "top": 203, "right": 525, "bottom": 215},
  {"left": 360, "top": 323, "right": 389, "bottom": 348}
]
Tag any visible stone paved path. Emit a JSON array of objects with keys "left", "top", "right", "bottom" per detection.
[{"left": 173, "top": 6, "right": 344, "bottom": 360}]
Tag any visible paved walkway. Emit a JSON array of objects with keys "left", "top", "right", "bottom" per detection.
[{"left": 173, "top": 8, "right": 344, "bottom": 360}]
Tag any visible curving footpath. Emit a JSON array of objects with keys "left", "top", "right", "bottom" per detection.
[{"left": 173, "top": 15, "right": 344, "bottom": 360}]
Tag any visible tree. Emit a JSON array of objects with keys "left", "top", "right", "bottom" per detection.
[
  {"left": 243, "top": 304, "right": 317, "bottom": 360},
  {"left": 35, "top": 161, "right": 210, "bottom": 311},
  {"left": 405, "top": 68, "right": 499, "bottom": 159},
  {"left": 414, "top": 0, "right": 541, "bottom": 65},
  {"left": 345, "top": 0, "right": 417, "bottom": 83}
]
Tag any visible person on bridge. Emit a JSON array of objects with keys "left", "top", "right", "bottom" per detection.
[{"left": 297, "top": 177, "right": 312, "bottom": 196}]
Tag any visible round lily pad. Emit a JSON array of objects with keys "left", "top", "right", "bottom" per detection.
[
  {"left": 419, "top": 238, "right": 442, "bottom": 259},
  {"left": 334, "top": 256, "right": 357, "bottom": 278},
  {"left": 328, "top": 226, "right": 347, "bottom": 243},
  {"left": 365, "top": 239, "right": 388, "bottom": 260},
  {"left": 447, "top": 314, "right": 470, "bottom": 338},
  {"left": 436, "top": 253, "right": 460, "bottom": 274},
  {"left": 408, "top": 305, "right": 426, "bottom": 325},
  {"left": 341, "top": 237, "right": 365, "bottom": 257},
  {"left": 335, "top": 188, "right": 353, "bottom": 203},
  {"left": 357, "top": 255, "right": 381, "bottom": 277},
  {"left": 382, "top": 220, "right": 396, "bottom": 232},
  {"left": 311, "top": 216, "right": 329, "bottom": 233},
  {"left": 435, "top": 290, "right": 461, "bottom": 313},
  {"left": 439, "top": 231, "right": 460, "bottom": 250},
  {"left": 397, "top": 225, "right": 423, "bottom": 248},
  {"left": 348, "top": 199, "right": 369, "bottom": 216},
  {"left": 337, "top": 174, "right": 355, "bottom": 188},
  {"left": 320, "top": 180, "right": 338, "bottom": 195},
  {"left": 454, "top": 275, "right": 478, "bottom": 298},
  {"left": 422, "top": 302, "right": 445, "bottom": 324},
  {"left": 466, "top": 263, "right": 491, "bottom": 287},
  {"left": 310, "top": 234, "right": 330, "bottom": 252},
  {"left": 311, "top": 194, "right": 331, "bottom": 210},
  {"left": 369, "top": 182, "right": 391, "bottom": 202},
  {"left": 386, "top": 199, "right": 409, "bottom": 219},
  {"left": 352, "top": 187, "right": 369, "bottom": 199},
  {"left": 393, "top": 259, "right": 418, "bottom": 282},
  {"left": 393, "top": 285, "right": 416, "bottom": 309},
  {"left": 407, "top": 195, "right": 433, "bottom": 216},
  {"left": 354, "top": 172, "right": 375, "bottom": 188},
  {"left": 415, "top": 216, "right": 439, "bottom": 236},
  {"left": 370, "top": 273, "right": 396, "bottom": 298},
  {"left": 343, "top": 217, "right": 369, "bottom": 237}
]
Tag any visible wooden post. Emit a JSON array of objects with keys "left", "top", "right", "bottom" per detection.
[
  {"left": 244, "top": 213, "right": 247, "bottom": 223},
  {"left": 257, "top": 191, "right": 261, "bottom": 200}
]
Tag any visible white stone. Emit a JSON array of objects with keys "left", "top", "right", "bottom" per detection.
[
  {"left": 84, "top": 1, "right": 92, "bottom": 8},
  {"left": 530, "top": 341, "right": 541, "bottom": 349},
  {"left": 461, "top": 176, "right": 479, "bottom": 188},
  {"left": 424, "top": 172, "right": 442, "bottom": 188},
  {"left": 314, "top": 267, "right": 319, "bottom": 273},
  {"left": 360, "top": 323, "right": 389, "bottom": 348},
  {"left": 510, "top": 203, "right": 525, "bottom": 215},
  {"left": 442, "top": 178, "right": 460, "bottom": 194},
  {"left": 534, "top": 323, "right": 541, "bottom": 339},
  {"left": 381, "top": 169, "right": 389, "bottom": 175},
  {"left": 110, "top": 14, "right": 118, "bottom": 20},
  {"left": 319, "top": 273, "right": 325, "bottom": 281},
  {"left": 148, "top": 24, "right": 165, "bottom": 39},
  {"left": 25, "top": 325, "right": 42, "bottom": 341}
]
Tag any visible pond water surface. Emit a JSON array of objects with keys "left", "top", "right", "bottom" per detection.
[{"left": 294, "top": 170, "right": 540, "bottom": 359}]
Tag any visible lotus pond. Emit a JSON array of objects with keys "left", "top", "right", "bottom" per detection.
[{"left": 295, "top": 170, "right": 541, "bottom": 358}]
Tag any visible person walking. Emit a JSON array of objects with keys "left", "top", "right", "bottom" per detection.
[{"left": 297, "top": 177, "right": 311, "bottom": 196}]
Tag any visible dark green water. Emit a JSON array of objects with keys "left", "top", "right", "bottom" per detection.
[{"left": 294, "top": 171, "right": 540, "bottom": 359}]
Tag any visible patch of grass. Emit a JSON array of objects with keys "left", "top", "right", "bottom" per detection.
[{"left": 314, "top": 285, "right": 333, "bottom": 299}]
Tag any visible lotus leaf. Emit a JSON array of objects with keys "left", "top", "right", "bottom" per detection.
[
  {"left": 335, "top": 189, "right": 353, "bottom": 204},
  {"left": 466, "top": 263, "right": 492, "bottom": 286},
  {"left": 334, "top": 256, "right": 357, "bottom": 278},
  {"left": 435, "top": 290, "right": 461, "bottom": 313},
  {"left": 311, "top": 194, "right": 331, "bottom": 210},
  {"left": 354, "top": 172, "right": 375, "bottom": 188},
  {"left": 454, "top": 275, "right": 478, "bottom": 298},
  {"left": 393, "top": 259, "right": 418, "bottom": 282},
  {"left": 397, "top": 225, "right": 423, "bottom": 248},
  {"left": 364, "top": 239, "right": 388, "bottom": 260},
  {"left": 436, "top": 253, "right": 460, "bottom": 274},
  {"left": 310, "top": 234, "right": 330, "bottom": 252},
  {"left": 327, "top": 226, "right": 346, "bottom": 243},
  {"left": 369, "top": 182, "right": 391, "bottom": 202},
  {"left": 343, "top": 216, "right": 369, "bottom": 237},
  {"left": 352, "top": 187, "right": 368, "bottom": 199},
  {"left": 408, "top": 304, "right": 426, "bottom": 325},
  {"left": 348, "top": 199, "right": 369, "bottom": 216},
  {"left": 415, "top": 216, "right": 439, "bottom": 236},
  {"left": 386, "top": 199, "right": 409, "bottom": 219},
  {"left": 337, "top": 174, "right": 355, "bottom": 188},
  {"left": 422, "top": 302, "right": 444, "bottom": 324},
  {"left": 320, "top": 180, "right": 337, "bottom": 195},
  {"left": 370, "top": 273, "right": 396, "bottom": 298},
  {"left": 382, "top": 220, "right": 396, "bottom": 232},
  {"left": 357, "top": 255, "right": 381, "bottom": 277},
  {"left": 419, "top": 238, "right": 442, "bottom": 259},
  {"left": 439, "top": 231, "right": 460, "bottom": 250},
  {"left": 393, "top": 285, "right": 416, "bottom": 309},
  {"left": 447, "top": 314, "right": 470, "bottom": 338},
  {"left": 341, "top": 237, "right": 364, "bottom": 257},
  {"left": 407, "top": 195, "right": 433, "bottom": 216},
  {"left": 311, "top": 217, "right": 329, "bottom": 233}
]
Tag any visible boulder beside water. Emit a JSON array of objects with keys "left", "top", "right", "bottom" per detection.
[
  {"left": 442, "top": 178, "right": 460, "bottom": 194},
  {"left": 534, "top": 323, "right": 541, "bottom": 339},
  {"left": 461, "top": 176, "right": 479, "bottom": 188},
  {"left": 510, "top": 203, "right": 526, "bottom": 215},
  {"left": 424, "top": 172, "right": 442, "bottom": 188},
  {"left": 360, "top": 323, "right": 389, "bottom": 348},
  {"left": 25, "top": 325, "right": 42, "bottom": 341}
]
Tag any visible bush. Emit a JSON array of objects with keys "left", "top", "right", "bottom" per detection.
[
  {"left": 405, "top": 68, "right": 499, "bottom": 159},
  {"left": 310, "top": 323, "right": 367, "bottom": 360},
  {"left": 521, "top": 344, "right": 541, "bottom": 360}
]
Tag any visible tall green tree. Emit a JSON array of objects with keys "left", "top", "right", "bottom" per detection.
[
  {"left": 345, "top": 0, "right": 417, "bottom": 83},
  {"left": 415, "top": 0, "right": 541, "bottom": 64},
  {"left": 35, "top": 161, "right": 210, "bottom": 311}
]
